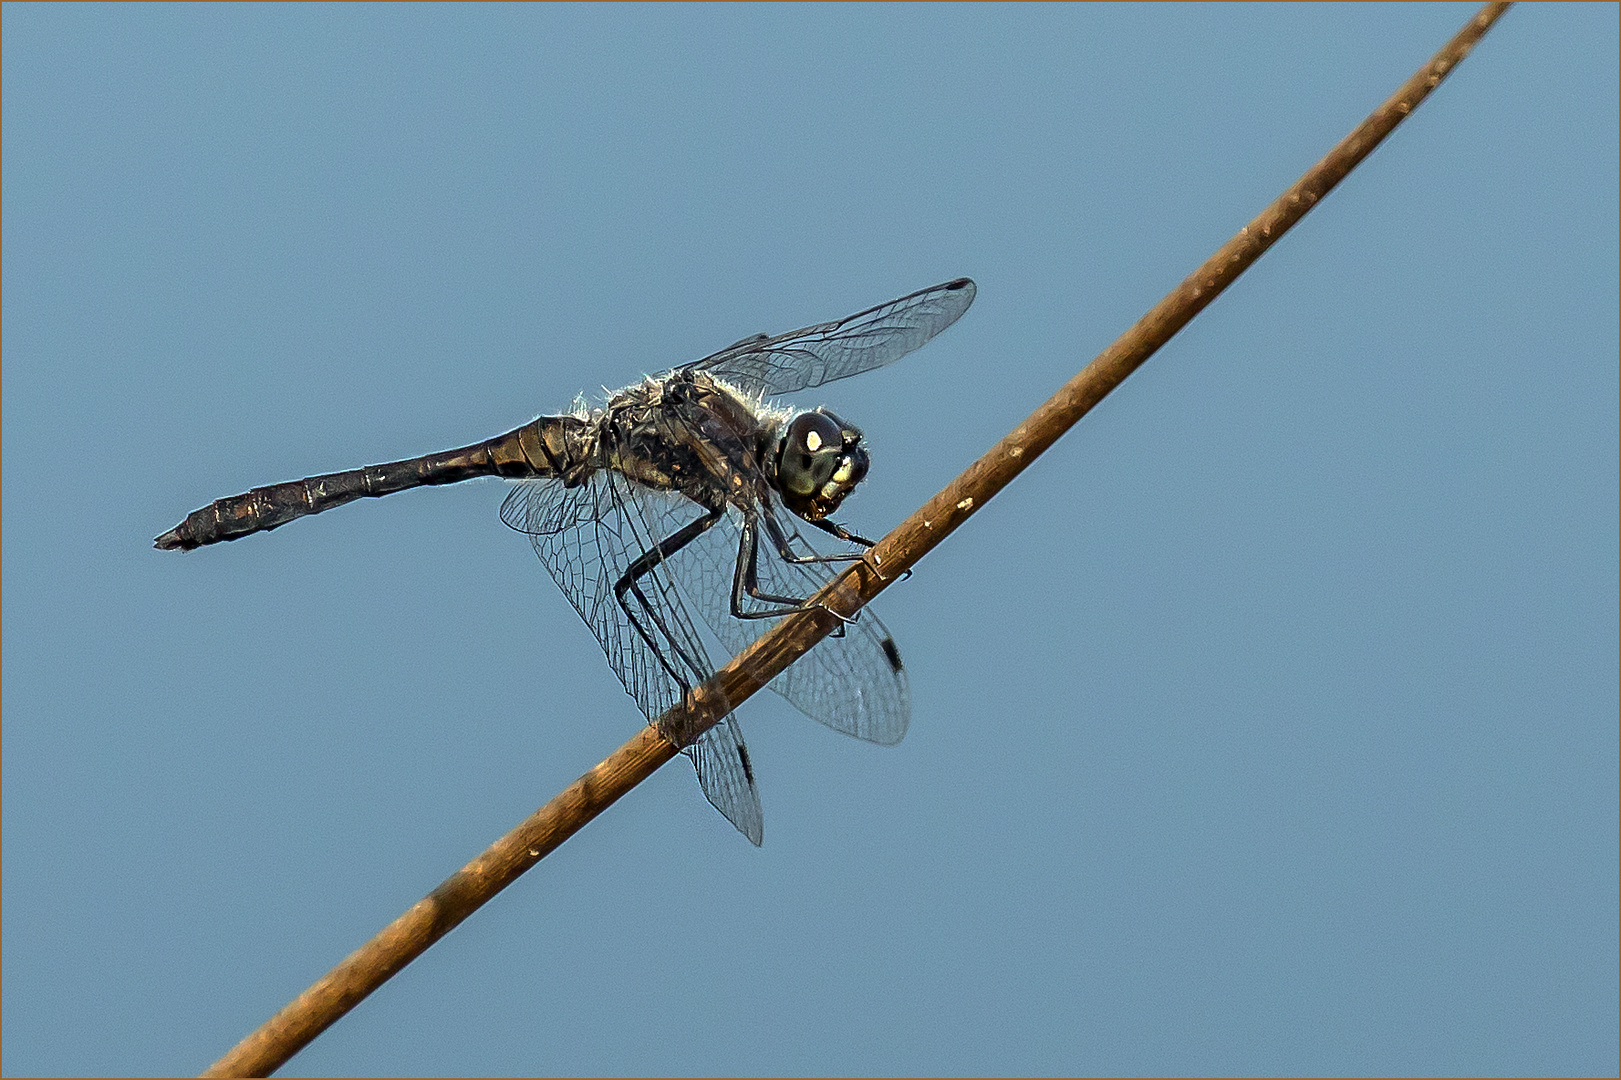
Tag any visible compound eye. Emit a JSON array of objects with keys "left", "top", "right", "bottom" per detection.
[
  {"left": 779, "top": 411, "right": 845, "bottom": 496},
  {"left": 792, "top": 411, "right": 841, "bottom": 455}
]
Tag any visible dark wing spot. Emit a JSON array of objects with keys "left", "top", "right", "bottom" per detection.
[
  {"left": 880, "top": 636, "right": 904, "bottom": 674},
  {"left": 737, "top": 743, "right": 755, "bottom": 784}
]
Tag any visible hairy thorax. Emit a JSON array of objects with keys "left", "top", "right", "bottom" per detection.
[{"left": 595, "top": 371, "right": 791, "bottom": 512}]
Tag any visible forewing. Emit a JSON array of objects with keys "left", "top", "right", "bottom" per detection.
[
  {"left": 687, "top": 278, "right": 975, "bottom": 397},
  {"left": 499, "top": 474, "right": 765, "bottom": 844},
  {"left": 688, "top": 715, "right": 764, "bottom": 846},
  {"left": 663, "top": 503, "right": 911, "bottom": 746}
]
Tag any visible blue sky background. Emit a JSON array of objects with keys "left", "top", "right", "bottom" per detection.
[{"left": 4, "top": 4, "right": 1617, "bottom": 1076}]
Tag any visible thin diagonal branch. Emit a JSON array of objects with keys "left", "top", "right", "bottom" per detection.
[{"left": 201, "top": 5, "right": 1511, "bottom": 1076}]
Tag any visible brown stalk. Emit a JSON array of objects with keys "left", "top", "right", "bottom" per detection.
[{"left": 201, "top": 5, "right": 1512, "bottom": 1075}]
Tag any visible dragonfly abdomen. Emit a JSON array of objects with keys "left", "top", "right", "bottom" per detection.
[{"left": 154, "top": 416, "right": 592, "bottom": 551}]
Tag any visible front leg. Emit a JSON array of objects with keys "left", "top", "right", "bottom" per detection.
[
  {"left": 808, "top": 517, "right": 876, "bottom": 549},
  {"left": 762, "top": 514, "right": 873, "bottom": 566},
  {"left": 729, "top": 512, "right": 813, "bottom": 620},
  {"left": 806, "top": 516, "right": 910, "bottom": 580},
  {"left": 730, "top": 511, "right": 858, "bottom": 630}
]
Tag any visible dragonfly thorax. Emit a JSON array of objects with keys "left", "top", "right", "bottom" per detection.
[{"left": 773, "top": 407, "right": 869, "bottom": 522}]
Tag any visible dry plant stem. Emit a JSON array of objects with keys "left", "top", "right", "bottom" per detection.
[{"left": 202, "top": 5, "right": 1510, "bottom": 1076}]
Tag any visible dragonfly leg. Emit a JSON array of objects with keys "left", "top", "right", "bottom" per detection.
[
  {"left": 730, "top": 513, "right": 810, "bottom": 617},
  {"left": 613, "top": 506, "right": 725, "bottom": 694},
  {"left": 808, "top": 517, "right": 875, "bottom": 549},
  {"left": 730, "top": 512, "right": 856, "bottom": 631},
  {"left": 806, "top": 517, "right": 911, "bottom": 581},
  {"left": 766, "top": 517, "right": 878, "bottom": 568},
  {"left": 758, "top": 518, "right": 868, "bottom": 566}
]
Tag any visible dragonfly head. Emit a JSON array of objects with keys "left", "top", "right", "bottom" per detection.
[{"left": 774, "top": 408, "right": 869, "bottom": 522}]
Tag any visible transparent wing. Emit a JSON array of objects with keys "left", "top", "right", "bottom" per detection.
[
  {"left": 686, "top": 713, "right": 763, "bottom": 847},
  {"left": 686, "top": 278, "right": 975, "bottom": 398},
  {"left": 500, "top": 474, "right": 764, "bottom": 845},
  {"left": 638, "top": 498, "right": 911, "bottom": 746}
]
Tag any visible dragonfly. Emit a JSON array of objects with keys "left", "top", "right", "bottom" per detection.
[{"left": 157, "top": 278, "right": 976, "bottom": 844}]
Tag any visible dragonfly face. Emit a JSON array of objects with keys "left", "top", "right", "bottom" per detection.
[{"left": 773, "top": 407, "right": 869, "bottom": 523}]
